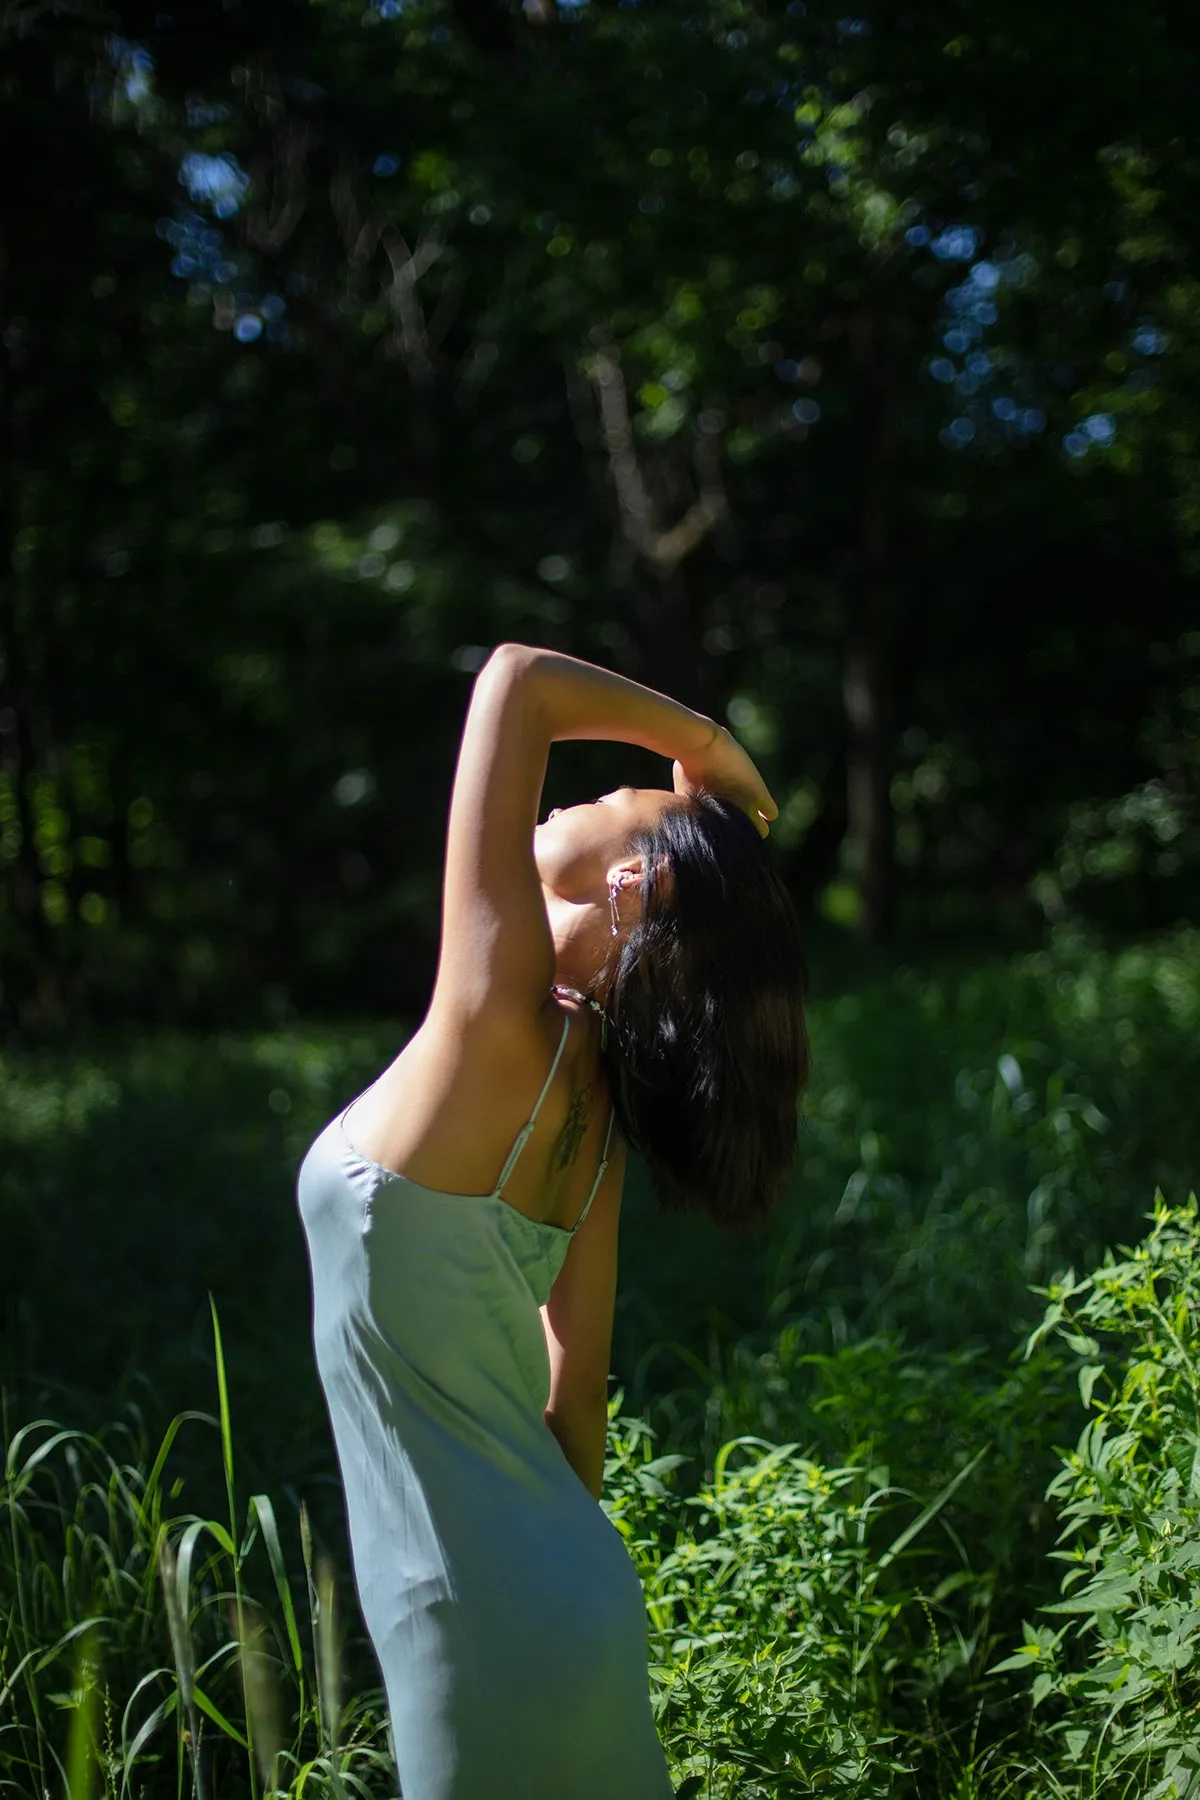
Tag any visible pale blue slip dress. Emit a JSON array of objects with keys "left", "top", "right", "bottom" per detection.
[{"left": 296, "top": 1006, "right": 675, "bottom": 1800}]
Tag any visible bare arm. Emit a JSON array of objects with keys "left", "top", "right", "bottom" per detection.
[
  {"left": 540, "top": 1137, "right": 627, "bottom": 1499},
  {"left": 526, "top": 647, "right": 778, "bottom": 834},
  {"left": 524, "top": 646, "right": 719, "bottom": 760},
  {"left": 430, "top": 643, "right": 775, "bottom": 1029},
  {"left": 545, "top": 1394, "right": 609, "bottom": 1501}
]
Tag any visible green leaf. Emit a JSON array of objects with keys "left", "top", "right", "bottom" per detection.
[
  {"left": 193, "top": 1681, "right": 251, "bottom": 1749},
  {"left": 1079, "top": 1363, "right": 1106, "bottom": 1408},
  {"left": 252, "top": 1492, "right": 304, "bottom": 1676},
  {"left": 209, "top": 1293, "right": 236, "bottom": 1518},
  {"left": 875, "top": 1447, "right": 990, "bottom": 1574},
  {"left": 990, "top": 1648, "right": 1044, "bottom": 1674}
]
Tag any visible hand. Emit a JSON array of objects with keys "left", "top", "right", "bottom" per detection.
[{"left": 673, "top": 722, "right": 778, "bottom": 838}]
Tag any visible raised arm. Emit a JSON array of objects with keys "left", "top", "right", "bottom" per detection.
[{"left": 428, "top": 643, "right": 775, "bottom": 1032}]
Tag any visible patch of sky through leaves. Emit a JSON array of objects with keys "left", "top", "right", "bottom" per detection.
[{"left": 910, "top": 220, "right": 1166, "bottom": 461}]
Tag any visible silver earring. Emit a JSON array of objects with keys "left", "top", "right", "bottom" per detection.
[{"left": 609, "top": 880, "right": 621, "bottom": 937}]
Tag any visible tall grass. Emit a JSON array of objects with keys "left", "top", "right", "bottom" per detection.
[
  {"left": 3, "top": 1317, "right": 998, "bottom": 1798},
  {"left": 5, "top": 925, "right": 1200, "bottom": 1468},
  {"left": 6, "top": 1200, "right": 1200, "bottom": 1797},
  {"left": 0, "top": 1304, "right": 393, "bottom": 1799},
  {"left": 3, "top": 928, "right": 1199, "bottom": 1794}
]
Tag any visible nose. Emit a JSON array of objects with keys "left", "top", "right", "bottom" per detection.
[{"left": 547, "top": 807, "right": 561, "bottom": 821}]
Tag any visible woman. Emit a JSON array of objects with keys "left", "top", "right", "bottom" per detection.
[{"left": 297, "top": 643, "right": 808, "bottom": 1800}]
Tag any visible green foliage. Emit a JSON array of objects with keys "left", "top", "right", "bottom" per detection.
[
  {"left": 3, "top": 929, "right": 1198, "bottom": 1482},
  {"left": 12, "top": 1193, "right": 1200, "bottom": 1798},
  {"left": 5, "top": 0, "right": 1200, "bottom": 1026},
  {"left": 2, "top": 939, "right": 1199, "bottom": 1793},
  {"left": 0, "top": 1360, "right": 972, "bottom": 1798},
  {"left": 0, "top": 1318, "right": 393, "bottom": 1799},
  {"left": 997, "top": 1196, "right": 1200, "bottom": 1798},
  {"left": 6, "top": 0, "right": 1200, "bottom": 1784},
  {"left": 615, "top": 924, "right": 1200, "bottom": 1403},
  {"left": 605, "top": 1415, "right": 990, "bottom": 1796}
]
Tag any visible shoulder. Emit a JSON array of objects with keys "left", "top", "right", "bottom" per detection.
[{"left": 421, "top": 991, "right": 589, "bottom": 1102}]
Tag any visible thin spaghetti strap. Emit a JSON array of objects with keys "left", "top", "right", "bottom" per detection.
[
  {"left": 492, "top": 1011, "right": 572, "bottom": 1198},
  {"left": 568, "top": 1103, "right": 617, "bottom": 1235}
]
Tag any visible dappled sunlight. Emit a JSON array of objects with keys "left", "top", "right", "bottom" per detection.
[{"left": 4, "top": 1, "right": 1200, "bottom": 1792}]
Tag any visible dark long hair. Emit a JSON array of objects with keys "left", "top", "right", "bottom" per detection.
[{"left": 598, "top": 791, "right": 808, "bottom": 1233}]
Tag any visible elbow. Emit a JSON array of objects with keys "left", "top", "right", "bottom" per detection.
[
  {"left": 477, "top": 642, "right": 551, "bottom": 723},
  {"left": 482, "top": 641, "right": 539, "bottom": 680}
]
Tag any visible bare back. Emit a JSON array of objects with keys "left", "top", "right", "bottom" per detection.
[{"left": 341, "top": 992, "right": 615, "bottom": 1233}]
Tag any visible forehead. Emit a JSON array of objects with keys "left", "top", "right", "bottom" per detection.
[
  {"left": 608, "top": 784, "right": 681, "bottom": 808},
  {"left": 607, "top": 787, "right": 687, "bottom": 838}
]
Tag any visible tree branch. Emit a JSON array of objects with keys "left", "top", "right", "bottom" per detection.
[
  {"left": 241, "top": 67, "right": 313, "bottom": 255},
  {"left": 330, "top": 152, "right": 383, "bottom": 266},
  {"left": 381, "top": 228, "right": 444, "bottom": 388},
  {"left": 587, "top": 346, "right": 727, "bottom": 572}
]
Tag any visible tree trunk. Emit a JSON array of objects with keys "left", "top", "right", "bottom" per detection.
[
  {"left": 843, "top": 590, "right": 897, "bottom": 944},
  {"left": 842, "top": 314, "right": 902, "bottom": 946},
  {"left": 0, "top": 225, "right": 54, "bottom": 1038}
]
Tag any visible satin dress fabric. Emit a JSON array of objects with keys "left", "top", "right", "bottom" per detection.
[{"left": 296, "top": 1010, "right": 675, "bottom": 1800}]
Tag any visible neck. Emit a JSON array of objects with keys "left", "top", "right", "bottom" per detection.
[{"left": 544, "top": 887, "right": 611, "bottom": 998}]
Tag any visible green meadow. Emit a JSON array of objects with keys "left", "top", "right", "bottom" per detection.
[
  {"left": 4, "top": 924, "right": 1200, "bottom": 1796},
  {"left": 9, "top": 0, "right": 1200, "bottom": 1791}
]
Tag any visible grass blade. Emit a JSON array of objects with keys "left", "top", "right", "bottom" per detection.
[
  {"left": 65, "top": 1624, "right": 100, "bottom": 1800},
  {"left": 252, "top": 1493, "right": 304, "bottom": 1677}
]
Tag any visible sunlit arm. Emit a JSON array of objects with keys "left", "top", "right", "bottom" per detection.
[
  {"left": 538, "top": 1145, "right": 626, "bottom": 1506},
  {"left": 504, "top": 642, "right": 718, "bottom": 761},
  {"left": 544, "top": 1396, "right": 609, "bottom": 1503}
]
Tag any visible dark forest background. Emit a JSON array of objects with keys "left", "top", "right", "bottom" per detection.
[
  {"left": 5, "top": 6, "right": 1200, "bottom": 1796},
  {"left": 4, "top": 0, "right": 1198, "bottom": 1043}
]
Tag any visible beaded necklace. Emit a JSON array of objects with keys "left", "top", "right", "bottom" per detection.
[{"left": 551, "top": 983, "right": 610, "bottom": 1049}]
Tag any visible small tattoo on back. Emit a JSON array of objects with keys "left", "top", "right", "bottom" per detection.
[{"left": 553, "top": 1086, "right": 592, "bottom": 1173}]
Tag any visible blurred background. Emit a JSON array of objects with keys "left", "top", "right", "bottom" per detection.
[
  {"left": 5, "top": 0, "right": 1200, "bottom": 1463},
  {"left": 5, "top": 0, "right": 1199, "bottom": 1045},
  {"left": 2, "top": 2, "right": 1200, "bottom": 1786}
]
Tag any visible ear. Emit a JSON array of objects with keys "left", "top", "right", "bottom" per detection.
[
  {"left": 605, "top": 852, "right": 673, "bottom": 902},
  {"left": 605, "top": 853, "right": 645, "bottom": 892}
]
